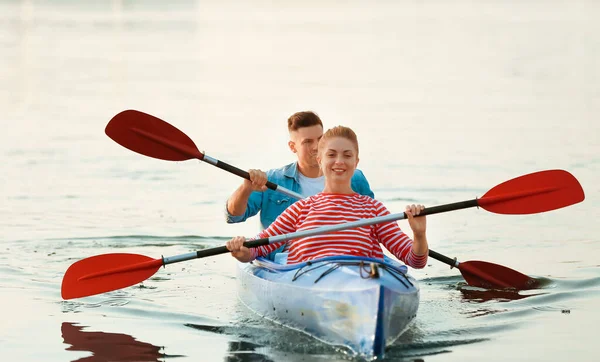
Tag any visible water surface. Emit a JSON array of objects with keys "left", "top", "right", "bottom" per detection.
[{"left": 0, "top": 0, "right": 598, "bottom": 361}]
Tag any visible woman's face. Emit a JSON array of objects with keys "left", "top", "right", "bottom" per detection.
[{"left": 317, "top": 137, "right": 359, "bottom": 184}]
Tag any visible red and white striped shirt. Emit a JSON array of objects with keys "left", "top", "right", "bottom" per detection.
[{"left": 250, "top": 193, "right": 427, "bottom": 268}]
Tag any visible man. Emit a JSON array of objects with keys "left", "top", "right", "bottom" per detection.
[{"left": 225, "top": 111, "right": 374, "bottom": 231}]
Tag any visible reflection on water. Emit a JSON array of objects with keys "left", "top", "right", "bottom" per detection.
[
  {"left": 385, "top": 322, "right": 489, "bottom": 361},
  {"left": 184, "top": 323, "right": 275, "bottom": 362},
  {"left": 61, "top": 322, "right": 184, "bottom": 362},
  {"left": 184, "top": 322, "right": 344, "bottom": 361},
  {"left": 455, "top": 283, "right": 544, "bottom": 319},
  {"left": 224, "top": 341, "right": 275, "bottom": 362},
  {"left": 458, "top": 285, "right": 543, "bottom": 304}
]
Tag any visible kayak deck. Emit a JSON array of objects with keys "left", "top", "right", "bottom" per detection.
[{"left": 237, "top": 255, "right": 419, "bottom": 359}]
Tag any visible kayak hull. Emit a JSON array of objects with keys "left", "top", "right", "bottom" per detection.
[{"left": 236, "top": 255, "right": 419, "bottom": 359}]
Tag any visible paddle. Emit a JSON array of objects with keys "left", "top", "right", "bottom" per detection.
[
  {"left": 105, "top": 110, "right": 584, "bottom": 215},
  {"left": 428, "top": 250, "right": 537, "bottom": 290},
  {"left": 103, "top": 110, "right": 584, "bottom": 290},
  {"left": 62, "top": 168, "right": 584, "bottom": 299},
  {"left": 105, "top": 109, "right": 299, "bottom": 199}
]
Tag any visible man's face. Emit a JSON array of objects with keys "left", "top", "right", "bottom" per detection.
[{"left": 288, "top": 125, "right": 323, "bottom": 168}]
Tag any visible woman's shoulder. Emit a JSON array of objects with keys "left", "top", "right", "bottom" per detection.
[
  {"left": 352, "top": 194, "right": 387, "bottom": 211},
  {"left": 352, "top": 193, "right": 377, "bottom": 203}
]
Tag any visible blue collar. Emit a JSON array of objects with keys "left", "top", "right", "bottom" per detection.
[{"left": 283, "top": 162, "right": 300, "bottom": 181}]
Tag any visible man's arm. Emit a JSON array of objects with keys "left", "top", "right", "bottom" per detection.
[
  {"left": 225, "top": 186, "right": 264, "bottom": 224},
  {"left": 227, "top": 183, "right": 254, "bottom": 216},
  {"left": 225, "top": 169, "right": 268, "bottom": 224}
]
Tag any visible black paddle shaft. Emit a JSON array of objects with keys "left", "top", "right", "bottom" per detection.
[
  {"left": 428, "top": 250, "right": 458, "bottom": 267},
  {"left": 195, "top": 239, "right": 270, "bottom": 259},
  {"left": 212, "top": 159, "right": 280, "bottom": 191},
  {"left": 420, "top": 199, "right": 479, "bottom": 217},
  {"left": 421, "top": 199, "right": 480, "bottom": 268}
]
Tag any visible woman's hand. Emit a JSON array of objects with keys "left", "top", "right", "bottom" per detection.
[
  {"left": 405, "top": 204, "right": 426, "bottom": 236},
  {"left": 225, "top": 236, "right": 253, "bottom": 262},
  {"left": 406, "top": 204, "right": 428, "bottom": 258}
]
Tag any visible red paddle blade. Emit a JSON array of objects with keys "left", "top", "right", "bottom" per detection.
[
  {"left": 458, "top": 260, "right": 538, "bottom": 290},
  {"left": 61, "top": 253, "right": 163, "bottom": 300},
  {"left": 479, "top": 169, "right": 585, "bottom": 214},
  {"left": 105, "top": 110, "right": 204, "bottom": 161}
]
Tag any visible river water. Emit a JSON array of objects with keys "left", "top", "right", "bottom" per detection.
[{"left": 1, "top": 0, "right": 598, "bottom": 361}]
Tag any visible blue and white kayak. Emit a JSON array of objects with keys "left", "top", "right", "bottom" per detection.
[{"left": 236, "top": 255, "right": 419, "bottom": 359}]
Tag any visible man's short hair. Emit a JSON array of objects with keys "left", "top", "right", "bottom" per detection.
[{"left": 287, "top": 111, "right": 323, "bottom": 132}]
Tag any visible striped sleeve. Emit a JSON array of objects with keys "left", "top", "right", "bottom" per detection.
[
  {"left": 405, "top": 250, "right": 428, "bottom": 269},
  {"left": 249, "top": 199, "right": 303, "bottom": 259},
  {"left": 372, "top": 200, "right": 427, "bottom": 269}
]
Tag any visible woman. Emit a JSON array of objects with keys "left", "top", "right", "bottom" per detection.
[{"left": 226, "top": 126, "right": 428, "bottom": 268}]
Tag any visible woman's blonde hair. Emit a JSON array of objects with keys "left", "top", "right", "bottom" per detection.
[{"left": 318, "top": 126, "right": 359, "bottom": 155}]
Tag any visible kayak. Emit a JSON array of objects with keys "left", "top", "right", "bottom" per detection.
[{"left": 236, "top": 254, "right": 419, "bottom": 359}]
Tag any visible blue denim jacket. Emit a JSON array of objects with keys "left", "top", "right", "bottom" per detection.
[{"left": 225, "top": 162, "right": 375, "bottom": 229}]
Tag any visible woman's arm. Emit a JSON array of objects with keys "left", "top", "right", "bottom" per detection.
[
  {"left": 226, "top": 200, "right": 303, "bottom": 262},
  {"left": 405, "top": 204, "right": 428, "bottom": 258},
  {"left": 374, "top": 201, "right": 428, "bottom": 269}
]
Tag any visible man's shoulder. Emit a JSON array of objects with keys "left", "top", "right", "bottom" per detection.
[
  {"left": 351, "top": 168, "right": 368, "bottom": 180},
  {"left": 350, "top": 169, "right": 374, "bottom": 198},
  {"left": 266, "top": 162, "right": 296, "bottom": 177}
]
